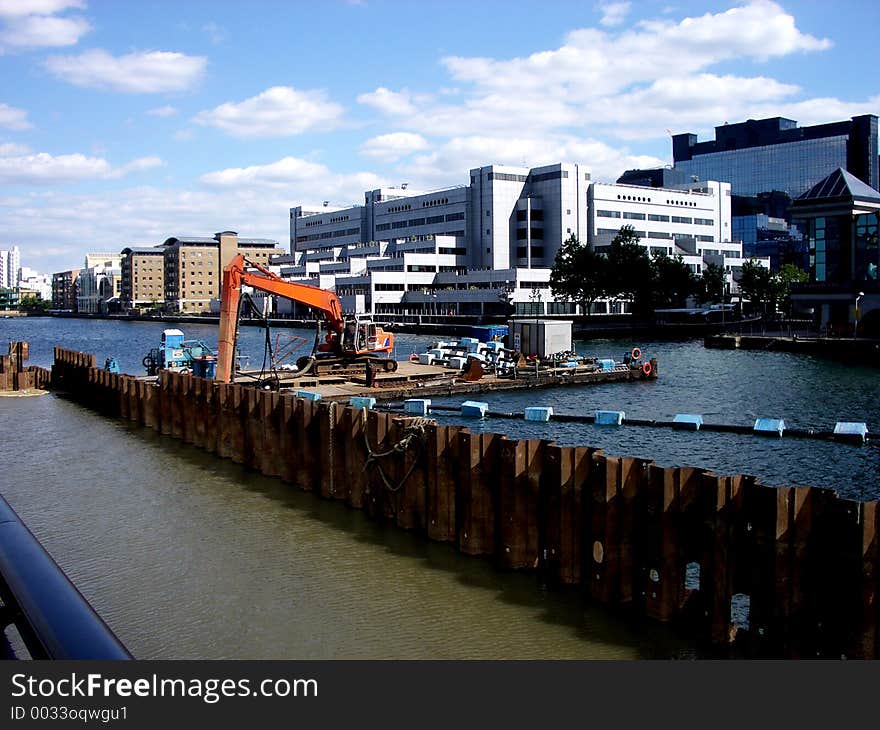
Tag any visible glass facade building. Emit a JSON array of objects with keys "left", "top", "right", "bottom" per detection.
[{"left": 672, "top": 115, "right": 878, "bottom": 198}]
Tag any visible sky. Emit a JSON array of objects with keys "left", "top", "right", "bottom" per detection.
[{"left": 1, "top": 0, "right": 878, "bottom": 274}]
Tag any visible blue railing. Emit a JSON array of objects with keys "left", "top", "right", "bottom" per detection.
[{"left": 0, "top": 494, "right": 132, "bottom": 660}]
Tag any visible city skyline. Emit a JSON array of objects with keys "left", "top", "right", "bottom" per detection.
[{"left": 1, "top": 0, "right": 878, "bottom": 273}]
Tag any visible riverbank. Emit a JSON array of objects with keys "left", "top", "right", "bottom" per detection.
[{"left": 40, "top": 311, "right": 760, "bottom": 340}]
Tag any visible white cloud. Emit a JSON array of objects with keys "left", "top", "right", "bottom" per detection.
[
  {"left": 200, "top": 155, "right": 384, "bottom": 203},
  {"left": 357, "top": 87, "right": 420, "bottom": 116},
  {"left": 45, "top": 49, "right": 207, "bottom": 93},
  {"left": 356, "top": 1, "right": 843, "bottom": 148},
  {"left": 360, "top": 132, "right": 428, "bottom": 161},
  {"left": 0, "top": 1, "right": 84, "bottom": 18},
  {"left": 0, "top": 103, "right": 31, "bottom": 130},
  {"left": 0, "top": 149, "right": 164, "bottom": 184},
  {"left": 598, "top": 1, "right": 630, "bottom": 27},
  {"left": 193, "top": 86, "right": 343, "bottom": 138},
  {"left": 147, "top": 105, "right": 178, "bottom": 118},
  {"left": 0, "top": 0, "right": 89, "bottom": 53}
]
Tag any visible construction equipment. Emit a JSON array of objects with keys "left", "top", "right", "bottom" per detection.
[
  {"left": 216, "top": 254, "right": 397, "bottom": 383},
  {"left": 142, "top": 329, "right": 216, "bottom": 376}
]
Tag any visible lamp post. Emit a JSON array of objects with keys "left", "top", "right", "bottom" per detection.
[{"left": 854, "top": 291, "right": 865, "bottom": 339}]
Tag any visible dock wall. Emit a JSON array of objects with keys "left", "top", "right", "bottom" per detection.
[
  {"left": 51, "top": 347, "right": 879, "bottom": 658},
  {"left": 0, "top": 342, "right": 50, "bottom": 392}
]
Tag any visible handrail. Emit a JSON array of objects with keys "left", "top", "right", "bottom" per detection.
[{"left": 0, "top": 494, "right": 133, "bottom": 660}]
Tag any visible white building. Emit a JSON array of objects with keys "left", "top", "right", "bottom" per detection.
[
  {"left": 77, "top": 253, "right": 123, "bottom": 314},
  {"left": 17, "top": 267, "right": 52, "bottom": 300},
  {"left": 0, "top": 245, "right": 21, "bottom": 289},
  {"left": 284, "top": 163, "right": 750, "bottom": 317}
]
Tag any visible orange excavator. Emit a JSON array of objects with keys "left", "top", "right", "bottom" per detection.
[{"left": 216, "top": 254, "right": 397, "bottom": 383}]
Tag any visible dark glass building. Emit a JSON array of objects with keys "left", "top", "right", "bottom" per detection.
[
  {"left": 790, "top": 168, "right": 880, "bottom": 333},
  {"left": 672, "top": 115, "right": 878, "bottom": 198}
]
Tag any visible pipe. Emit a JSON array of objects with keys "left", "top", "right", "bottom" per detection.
[{"left": 0, "top": 494, "right": 132, "bottom": 660}]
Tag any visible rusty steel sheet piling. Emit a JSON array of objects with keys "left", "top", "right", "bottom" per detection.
[{"left": 48, "top": 347, "right": 880, "bottom": 659}]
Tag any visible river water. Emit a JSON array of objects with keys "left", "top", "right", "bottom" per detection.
[{"left": 1, "top": 317, "right": 877, "bottom": 658}]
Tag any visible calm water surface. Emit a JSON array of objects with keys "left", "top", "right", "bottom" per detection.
[{"left": 0, "top": 317, "right": 877, "bottom": 658}]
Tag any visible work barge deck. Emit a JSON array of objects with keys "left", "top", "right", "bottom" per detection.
[
  {"left": 49, "top": 346, "right": 880, "bottom": 659},
  {"left": 235, "top": 357, "right": 655, "bottom": 401}
]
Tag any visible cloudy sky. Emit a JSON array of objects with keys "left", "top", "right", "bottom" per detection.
[{"left": 1, "top": 0, "right": 878, "bottom": 273}]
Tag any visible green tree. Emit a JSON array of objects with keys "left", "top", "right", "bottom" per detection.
[
  {"left": 18, "top": 295, "right": 49, "bottom": 313},
  {"left": 697, "top": 263, "right": 725, "bottom": 304},
  {"left": 549, "top": 233, "right": 607, "bottom": 316},
  {"left": 773, "top": 263, "right": 809, "bottom": 317},
  {"left": 651, "top": 251, "right": 696, "bottom": 308},
  {"left": 738, "top": 259, "right": 774, "bottom": 315},
  {"left": 605, "top": 225, "right": 654, "bottom": 316}
]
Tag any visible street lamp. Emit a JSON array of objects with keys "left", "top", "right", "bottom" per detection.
[{"left": 855, "top": 291, "right": 865, "bottom": 339}]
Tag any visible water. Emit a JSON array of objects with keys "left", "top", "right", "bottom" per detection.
[
  {"left": 0, "top": 317, "right": 878, "bottom": 657},
  {"left": 0, "top": 393, "right": 689, "bottom": 659}
]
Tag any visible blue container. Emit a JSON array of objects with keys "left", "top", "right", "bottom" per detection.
[
  {"left": 296, "top": 390, "right": 322, "bottom": 401},
  {"left": 597, "top": 359, "right": 616, "bottom": 372},
  {"left": 192, "top": 356, "right": 216, "bottom": 379},
  {"left": 833, "top": 421, "right": 868, "bottom": 443},
  {"left": 350, "top": 396, "right": 376, "bottom": 410}
]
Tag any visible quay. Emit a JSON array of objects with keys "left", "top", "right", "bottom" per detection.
[
  {"left": 47, "top": 345, "right": 880, "bottom": 659},
  {"left": 705, "top": 333, "right": 880, "bottom": 363}
]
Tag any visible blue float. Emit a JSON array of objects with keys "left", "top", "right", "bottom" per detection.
[
  {"left": 833, "top": 421, "right": 869, "bottom": 443},
  {"left": 524, "top": 406, "right": 553, "bottom": 422},
  {"left": 595, "top": 410, "right": 625, "bottom": 425},
  {"left": 673, "top": 414, "right": 704, "bottom": 430},
  {"left": 350, "top": 396, "right": 376, "bottom": 410},
  {"left": 461, "top": 400, "right": 489, "bottom": 418},
  {"left": 754, "top": 418, "right": 784, "bottom": 437},
  {"left": 296, "top": 390, "right": 322, "bottom": 401},
  {"left": 597, "top": 359, "right": 616, "bottom": 371},
  {"left": 404, "top": 398, "right": 431, "bottom": 416}
]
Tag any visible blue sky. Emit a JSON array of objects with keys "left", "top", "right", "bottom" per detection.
[{"left": 1, "top": 0, "right": 878, "bottom": 273}]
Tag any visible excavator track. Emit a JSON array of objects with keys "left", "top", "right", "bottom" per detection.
[{"left": 295, "top": 355, "right": 398, "bottom": 377}]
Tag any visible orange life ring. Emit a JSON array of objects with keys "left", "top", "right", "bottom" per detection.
[
  {"left": 631, "top": 347, "right": 641, "bottom": 360},
  {"left": 641, "top": 361, "right": 653, "bottom": 376},
  {"left": 409, "top": 353, "right": 419, "bottom": 362}
]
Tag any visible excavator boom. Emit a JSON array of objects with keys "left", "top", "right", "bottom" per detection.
[{"left": 216, "top": 254, "right": 346, "bottom": 383}]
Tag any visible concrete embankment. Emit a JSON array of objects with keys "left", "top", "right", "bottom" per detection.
[{"left": 50, "top": 346, "right": 880, "bottom": 658}]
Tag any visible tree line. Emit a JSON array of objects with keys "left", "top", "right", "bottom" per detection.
[{"left": 550, "top": 225, "right": 807, "bottom": 318}]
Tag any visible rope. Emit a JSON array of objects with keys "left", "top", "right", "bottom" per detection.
[
  {"left": 362, "top": 415, "right": 431, "bottom": 493},
  {"left": 327, "top": 400, "right": 336, "bottom": 497}
]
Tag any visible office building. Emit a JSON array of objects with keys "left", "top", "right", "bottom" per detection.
[
  {"left": 672, "top": 115, "right": 878, "bottom": 198},
  {"left": 283, "top": 163, "right": 744, "bottom": 317},
  {"left": 790, "top": 168, "right": 880, "bottom": 332},
  {"left": 76, "top": 253, "right": 122, "bottom": 314}
]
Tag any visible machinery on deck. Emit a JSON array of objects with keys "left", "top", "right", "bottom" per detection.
[
  {"left": 216, "top": 254, "right": 397, "bottom": 383},
  {"left": 142, "top": 329, "right": 217, "bottom": 377}
]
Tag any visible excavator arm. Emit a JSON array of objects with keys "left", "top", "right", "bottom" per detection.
[{"left": 216, "top": 254, "right": 345, "bottom": 383}]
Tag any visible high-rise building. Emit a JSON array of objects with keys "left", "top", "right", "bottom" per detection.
[
  {"left": 77, "top": 253, "right": 122, "bottom": 314},
  {"left": 0, "top": 245, "right": 21, "bottom": 289}
]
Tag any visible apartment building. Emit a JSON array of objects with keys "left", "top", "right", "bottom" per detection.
[
  {"left": 120, "top": 247, "right": 165, "bottom": 312},
  {"left": 163, "top": 231, "right": 280, "bottom": 313},
  {"left": 51, "top": 269, "right": 82, "bottom": 311}
]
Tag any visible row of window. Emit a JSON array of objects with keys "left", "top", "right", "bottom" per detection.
[
  {"left": 596, "top": 228, "right": 715, "bottom": 243},
  {"left": 487, "top": 172, "right": 528, "bottom": 182},
  {"left": 515, "top": 247, "right": 545, "bottom": 258},
  {"left": 420, "top": 197, "right": 450, "bottom": 207},
  {"left": 516, "top": 210, "right": 544, "bottom": 221}
]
